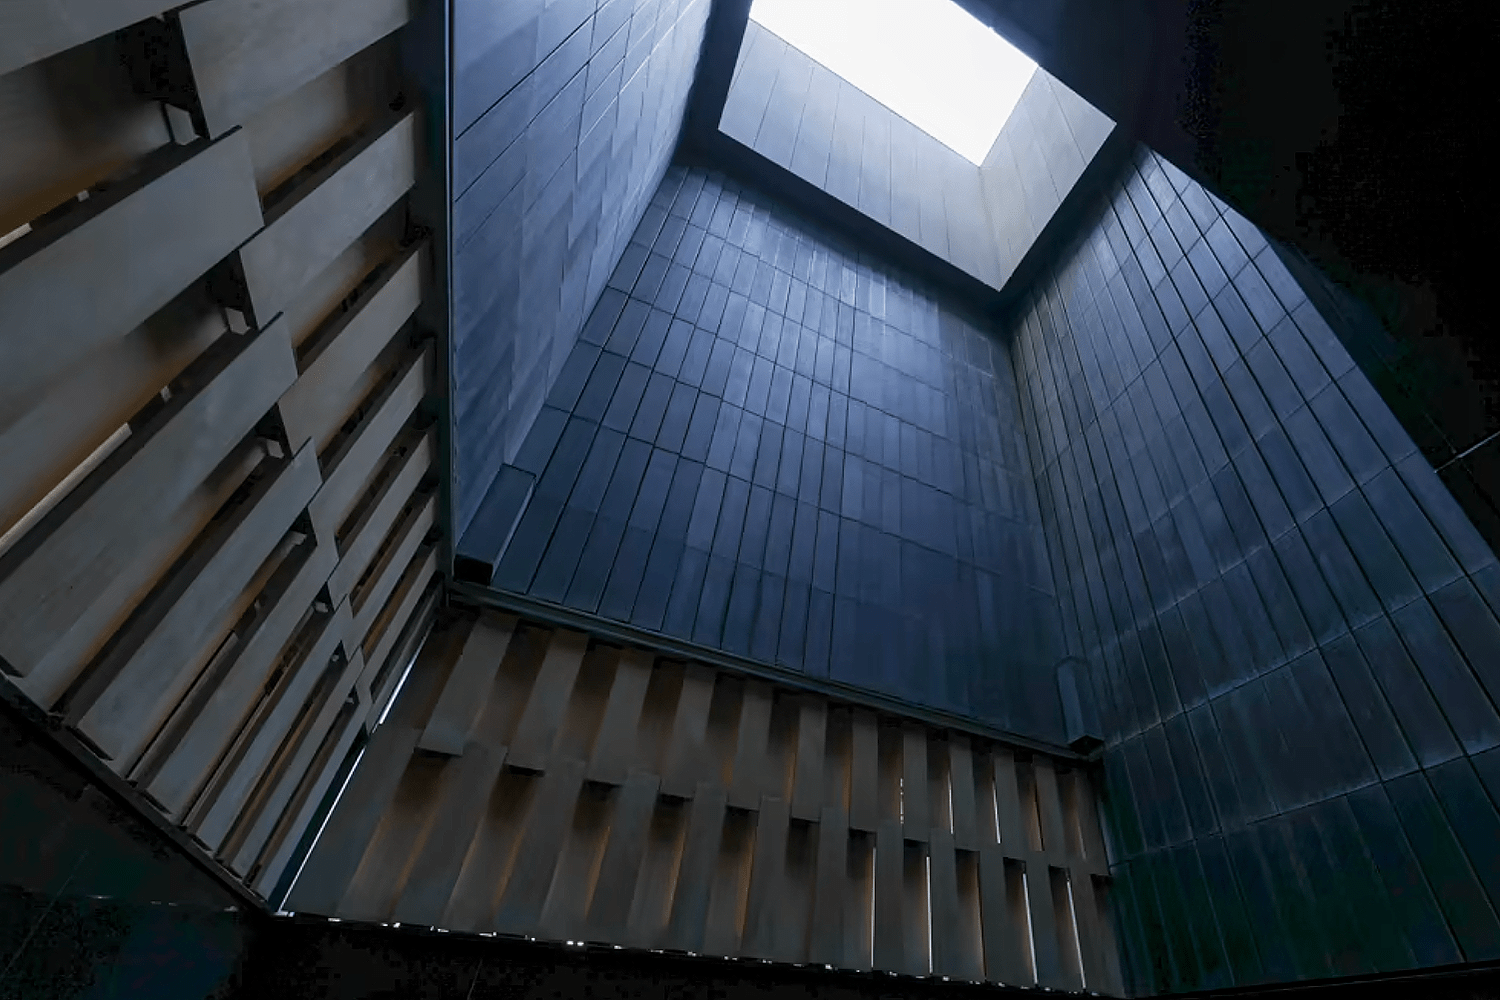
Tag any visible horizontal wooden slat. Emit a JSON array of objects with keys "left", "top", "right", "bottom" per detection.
[
  {"left": 901, "top": 724, "right": 929, "bottom": 839},
  {"left": 741, "top": 795, "right": 791, "bottom": 960},
  {"left": 242, "top": 32, "right": 402, "bottom": 199},
  {"left": 309, "top": 342, "right": 430, "bottom": 541},
  {"left": 665, "top": 782, "right": 727, "bottom": 953},
  {"left": 279, "top": 240, "right": 426, "bottom": 454},
  {"left": 252, "top": 687, "right": 366, "bottom": 897},
  {"left": 362, "top": 578, "right": 438, "bottom": 728},
  {"left": 72, "top": 441, "right": 323, "bottom": 769},
  {"left": 351, "top": 489, "right": 436, "bottom": 645},
  {"left": 139, "top": 532, "right": 339, "bottom": 818},
  {"left": 284, "top": 722, "right": 421, "bottom": 914},
  {"left": 661, "top": 663, "right": 715, "bottom": 798},
  {"left": 0, "top": 283, "right": 224, "bottom": 543},
  {"left": 327, "top": 427, "right": 434, "bottom": 605},
  {"left": 950, "top": 736, "right": 980, "bottom": 850},
  {"left": 493, "top": 757, "right": 586, "bottom": 934},
  {"left": 729, "top": 680, "right": 773, "bottom": 810},
  {"left": 391, "top": 742, "right": 507, "bottom": 926},
  {"left": 227, "top": 641, "right": 364, "bottom": 877},
  {"left": 0, "top": 32, "right": 174, "bottom": 262},
  {"left": 506, "top": 630, "right": 590, "bottom": 773},
  {"left": 0, "top": 131, "right": 261, "bottom": 429},
  {"left": 280, "top": 202, "right": 405, "bottom": 350},
  {"left": 237, "top": 110, "right": 417, "bottom": 324},
  {"left": 790, "top": 696, "right": 827, "bottom": 821},
  {"left": 0, "top": 320, "right": 298, "bottom": 705},
  {"left": 808, "top": 805, "right": 848, "bottom": 966},
  {"left": 848, "top": 708, "right": 878, "bottom": 832},
  {"left": 418, "top": 614, "right": 514, "bottom": 757},
  {"left": 586, "top": 772, "right": 660, "bottom": 940},
  {"left": 189, "top": 600, "right": 354, "bottom": 851},
  {"left": 358, "top": 542, "right": 439, "bottom": 682},
  {"left": 0, "top": 0, "right": 177, "bottom": 78},
  {"left": 586, "top": 649, "right": 653, "bottom": 786},
  {"left": 176, "top": 0, "right": 413, "bottom": 137}
]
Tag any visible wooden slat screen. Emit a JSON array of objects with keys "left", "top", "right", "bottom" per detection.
[
  {"left": 0, "top": 0, "right": 437, "bottom": 905},
  {"left": 288, "top": 608, "right": 1121, "bottom": 995}
]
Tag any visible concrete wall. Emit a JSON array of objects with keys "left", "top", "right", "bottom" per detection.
[
  {"left": 1010, "top": 145, "right": 1500, "bottom": 993},
  {"left": 452, "top": 0, "right": 711, "bottom": 535},
  {"left": 462, "top": 164, "right": 1067, "bottom": 741}
]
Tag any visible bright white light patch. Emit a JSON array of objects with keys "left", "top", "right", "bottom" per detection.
[{"left": 750, "top": 0, "right": 1036, "bottom": 164}]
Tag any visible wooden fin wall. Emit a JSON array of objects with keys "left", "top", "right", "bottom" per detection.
[
  {"left": 288, "top": 608, "right": 1121, "bottom": 995},
  {"left": 0, "top": 0, "right": 440, "bottom": 905}
]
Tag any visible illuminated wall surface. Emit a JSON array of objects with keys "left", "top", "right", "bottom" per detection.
[
  {"left": 468, "top": 164, "right": 1068, "bottom": 743},
  {"left": 451, "top": 0, "right": 711, "bottom": 535}
]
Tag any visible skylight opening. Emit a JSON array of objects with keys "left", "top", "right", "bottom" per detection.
[{"left": 749, "top": 0, "right": 1037, "bottom": 164}]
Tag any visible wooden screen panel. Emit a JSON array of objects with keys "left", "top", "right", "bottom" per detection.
[
  {"left": 0, "top": 0, "right": 439, "bottom": 926},
  {"left": 176, "top": 0, "right": 412, "bottom": 138},
  {"left": 280, "top": 614, "right": 1120, "bottom": 992},
  {"left": 0, "top": 131, "right": 262, "bottom": 429}
]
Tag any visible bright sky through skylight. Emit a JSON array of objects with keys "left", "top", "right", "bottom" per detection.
[{"left": 749, "top": 0, "right": 1037, "bottom": 164}]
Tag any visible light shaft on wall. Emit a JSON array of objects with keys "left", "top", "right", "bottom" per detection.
[{"left": 749, "top": 0, "right": 1036, "bottom": 162}]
